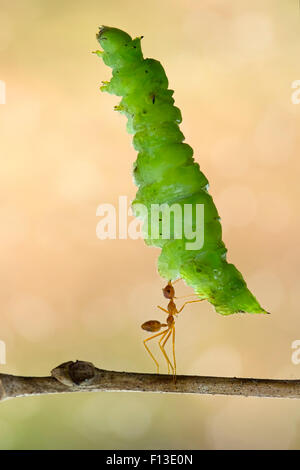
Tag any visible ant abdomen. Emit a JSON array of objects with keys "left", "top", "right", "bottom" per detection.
[{"left": 141, "top": 320, "right": 167, "bottom": 332}]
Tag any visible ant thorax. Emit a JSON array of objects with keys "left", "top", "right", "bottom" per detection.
[{"left": 167, "top": 299, "right": 177, "bottom": 315}]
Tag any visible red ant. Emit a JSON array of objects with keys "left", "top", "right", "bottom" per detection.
[{"left": 141, "top": 279, "right": 202, "bottom": 377}]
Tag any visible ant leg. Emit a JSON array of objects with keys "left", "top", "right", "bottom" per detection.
[
  {"left": 157, "top": 305, "right": 169, "bottom": 314},
  {"left": 175, "top": 294, "right": 199, "bottom": 299},
  {"left": 143, "top": 329, "right": 168, "bottom": 374},
  {"left": 159, "top": 328, "right": 170, "bottom": 374},
  {"left": 172, "top": 278, "right": 182, "bottom": 285},
  {"left": 177, "top": 299, "right": 203, "bottom": 313},
  {"left": 159, "top": 329, "right": 174, "bottom": 375},
  {"left": 159, "top": 329, "right": 173, "bottom": 374},
  {"left": 172, "top": 326, "right": 176, "bottom": 377}
]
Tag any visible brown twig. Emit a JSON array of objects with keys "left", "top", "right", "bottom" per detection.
[{"left": 0, "top": 360, "right": 299, "bottom": 402}]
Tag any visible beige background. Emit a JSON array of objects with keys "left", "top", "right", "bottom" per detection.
[{"left": 0, "top": 0, "right": 300, "bottom": 449}]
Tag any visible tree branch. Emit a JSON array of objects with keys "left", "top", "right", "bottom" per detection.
[{"left": 0, "top": 360, "right": 299, "bottom": 402}]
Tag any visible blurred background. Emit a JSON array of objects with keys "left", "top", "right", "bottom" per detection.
[{"left": 0, "top": 0, "right": 299, "bottom": 450}]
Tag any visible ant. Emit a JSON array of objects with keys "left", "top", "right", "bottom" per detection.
[{"left": 141, "top": 278, "right": 203, "bottom": 377}]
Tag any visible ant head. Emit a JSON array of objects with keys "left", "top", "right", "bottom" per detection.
[{"left": 162, "top": 281, "right": 175, "bottom": 299}]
